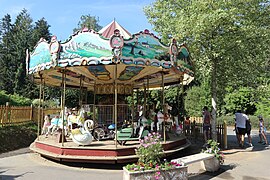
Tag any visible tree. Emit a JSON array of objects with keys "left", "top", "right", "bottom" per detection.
[
  {"left": 32, "top": 17, "right": 51, "bottom": 46},
  {"left": 185, "top": 81, "right": 211, "bottom": 117},
  {"left": 145, "top": 0, "right": 270, "bottom": 140},
  {"left": 0, "top": 14, "right": 14, "bottom": 93},
  {"left": 73, "top": 14, "right": 102, "bottom": 33},
  {"left": 223, "top": 86, "right": 256, "bottom": 114},
  {"left": 11, "top": 9, "right": 33, "bottom": 95}
]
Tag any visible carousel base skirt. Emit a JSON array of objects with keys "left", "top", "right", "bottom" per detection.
[{"left": 30, "top": 134, "right": 190, "bottom": 164}]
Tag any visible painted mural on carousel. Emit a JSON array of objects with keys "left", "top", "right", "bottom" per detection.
[
  {"left": 29, "top": 40, "right": 51, "bottom": 70},
  {"left": 28, "top": 29, "right": 194, "bottom": 77},
  {"left": 60, "top": 31, "right": 112, "bottom": 60}
]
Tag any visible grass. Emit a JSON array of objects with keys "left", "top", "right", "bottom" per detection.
[{"left": 0, "top": 122, "right": 37, "bottom": 154}]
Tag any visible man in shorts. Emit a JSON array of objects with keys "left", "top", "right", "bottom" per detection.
[{"left": 235, "top": 110, "right": 248, "bottom": 148}]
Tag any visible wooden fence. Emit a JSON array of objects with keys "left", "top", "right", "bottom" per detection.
[
  {"left": 0, "top": 105, "right": 61, "bottom": 126},
  {"left": 184, "top": 118, "right": 226, "bottom": 148}
]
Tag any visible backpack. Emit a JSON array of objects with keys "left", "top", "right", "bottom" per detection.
[{"left": 246, "top": 120, "right": 251, "bottom": 131}]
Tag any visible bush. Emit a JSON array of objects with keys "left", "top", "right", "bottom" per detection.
[{"left": 0, "top": 91, "right": 31, "bottom": 106}]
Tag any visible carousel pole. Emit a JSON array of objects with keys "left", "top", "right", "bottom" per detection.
[
  {"left": 136, "top": 88, "right": 139, "bottom": 114},
  {"left": 79, "top": 75, "right": 83, "bottom": 107},
  {"left": 180, "top": 74, "right": 184, "bottom": 124},
  {"left": 41, "top": 80, "right": 45, "bottom": 134},
  {"left": 131, "top": 89, "right": 134, "bottom": 128},
  {"left": 147, "top": 76, "right": 150, "bottom": 112},
  {"left": 93, "top": 82, "right": 96, "bottom": 122},
  {"left": 61, "top": 69, "right": 66, "bottom": 146},
  {"left": 37, "top": 74, "right": 43, "bottom": 140},
  {"left": 114, "top": 64, "right": 118, "bottom": 148},
  {"left": 143, "top": 85, "right": 146, "bottom": 116},
  {"left": 161, "top": 71, "right": 166, "bottom": 143}
]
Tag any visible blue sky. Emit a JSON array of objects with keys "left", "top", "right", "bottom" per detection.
[{"left": 0, "top": 0, "right": 154, "bottom": 41}]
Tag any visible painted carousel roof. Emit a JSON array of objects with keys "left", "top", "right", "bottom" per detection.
[{"left": 27, "top": 21, "right": 194, "bottom": 94}]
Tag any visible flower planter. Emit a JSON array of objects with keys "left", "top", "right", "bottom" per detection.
[
  {"left": 123, "top": 166, "right": 188, "bottom": 180},
  {"left": 201, "top": 157, "right": 220, "bottom": 172}
]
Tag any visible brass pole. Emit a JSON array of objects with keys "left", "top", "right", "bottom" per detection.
[
  {"left": 131, "top": 89, "right": 134, "bottom": 129},
  {"left": 61, "top": 69, "right": 66, "bottom": 146},
  {"left": 79, "top": 75, "right": 83, "bottom": 107},
  {"left": 37, "top": 76, "right": 42, "bottom": 140},
  {"left": 147, "top": 76, "right": 150, "bottom": 113},
  {"left": 114, "top": 64, "right": 118, "bottom": 148},
  {"left": 93, "top": 82, "right": 96, "bottom": 122},
  {"left": 41, "top": 80, "right": 45, "bottom": 133},
  {"left": 143, "top": 85, "right": 146, "bottom": 116},
  {"left": 162, "top": 71, "right": 166, "bottom": 143}
]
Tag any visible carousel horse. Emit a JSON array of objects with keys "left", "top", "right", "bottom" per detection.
[{"left": 70, "top": 119, "right": 93, "bottom": 146}]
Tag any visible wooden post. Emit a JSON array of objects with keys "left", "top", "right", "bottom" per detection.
[{"left": 30, "top": 104, "right": 33, "bottom": 121}]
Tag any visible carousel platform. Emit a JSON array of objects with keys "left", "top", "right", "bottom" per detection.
[{"left": 30, "top": 133, "right": 190, "bottom": 164}]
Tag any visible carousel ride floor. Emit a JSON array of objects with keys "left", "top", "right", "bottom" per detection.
[{"left": 30, "top": 133, "right": 190, "bottom": 164}]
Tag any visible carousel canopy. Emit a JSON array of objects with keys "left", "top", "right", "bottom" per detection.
[
  {"left": 27, "top": 20, "right": 194, "bottom": 94},
  {"left": 98, "top": 20, "right": 132, "bottom": 39}
]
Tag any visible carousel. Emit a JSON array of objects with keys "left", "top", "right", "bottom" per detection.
[{"left": 28, "top": 20, "right": 194, "bottom": 164}]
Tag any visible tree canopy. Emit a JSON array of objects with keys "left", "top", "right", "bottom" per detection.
[
  {"left": 73, "top": 14, "right": 102, "bottom": 33},
  {"left": 145, "top": 0, "right": 270, "bottom": 138}
]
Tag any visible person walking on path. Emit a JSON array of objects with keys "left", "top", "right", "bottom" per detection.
[
  {"left": 202, "top": 106, "right": 211, "bottom": 143},
  {"left": 245, "top": 114, "right": 252, "bottom": 147},
  {"left": 258, "top": 115, "right": 268, "bottom": 145},
  {"left": 235, "top": 110, "right": 248, "bottom": 148}
]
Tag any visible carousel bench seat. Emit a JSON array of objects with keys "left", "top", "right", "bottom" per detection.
[{"left": 116, "top": 127, "right": 149, "bottom": 145}]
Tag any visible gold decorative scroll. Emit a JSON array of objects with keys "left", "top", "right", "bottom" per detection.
[{"left": 95, "top": 84, "right": 133, "bottom": 95}]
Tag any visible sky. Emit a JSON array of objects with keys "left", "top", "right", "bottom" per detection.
[{"left": 0, "top": 0, "right": 155, "bottom": 41}]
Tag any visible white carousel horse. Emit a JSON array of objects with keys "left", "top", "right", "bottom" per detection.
[{"left": 70, "top": 119, "right": 93, "bottom": 145}]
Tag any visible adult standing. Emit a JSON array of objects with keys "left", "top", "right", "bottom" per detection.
[
  {"left": 245, "top": 113, "right": 252, "bottom": 147},
  {"left": 202, "top": 106, "right": 211, "bottom": 143},
  {"left": 235, "top": 110, "right": 247, "bottom": 148}
]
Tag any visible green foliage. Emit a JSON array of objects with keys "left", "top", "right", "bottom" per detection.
[
  {"left": 73, "top": 14, "right": 102, "bottom": 33},
  {"left": 126, "top": 132, "right": 182, "bottom": 176},
  {"left": 32, "top": 98, "right": 59, "bottom": 108},
  {"left": 10, "top": 93, "right": 31, "bottom": 106},
  {"left": 144, "top": 0, "right": 270, "bottom": 117},
  {"left": 202, "top": 139, "right": 224, "bottom": 164},
  {"left": 223, "top": 86, "right": 256, "bottom": 114},
  {"left": 136, "top": 132, "right": 163, "bottom": 166},
  {"left": 185, "top": 82, "right": 211, "bottom": 116},
  {"left": 0, "top": 9, "right": 51, "bottom": 99},
  {"left": 0, "top": 90, "right": 31, "bottom": 106},
  {"left": 255, "top": 85, "right": 270, "bottom": 119}
]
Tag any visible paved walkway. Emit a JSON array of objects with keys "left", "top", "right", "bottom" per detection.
[
  {"left": 188, "top": 127, "right": 270, "bottom": 179},
  {"left": 0, "top": 127, "right": 269, "bottom": 180}
]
